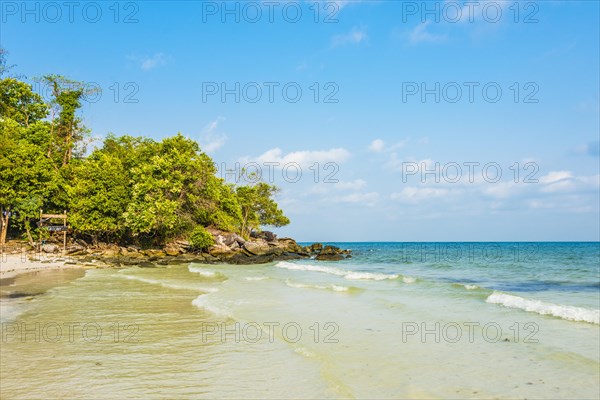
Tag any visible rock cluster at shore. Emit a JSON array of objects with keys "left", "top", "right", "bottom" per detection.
[{"left": 37, "top": 229, "right": 351, "bottom": 266}]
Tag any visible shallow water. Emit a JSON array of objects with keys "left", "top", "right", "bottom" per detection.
[{"left": 1, "top": 242, "right": 599, "bottom": 399}]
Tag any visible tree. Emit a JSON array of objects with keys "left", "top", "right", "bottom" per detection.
[
  {"left": 0, "top": 120, "right": 58, "bottom": 245},
  {"left": 236, "top": 182, "right": 290, "bottom": 237},
  {"left": 39, "top": 75, "right": 95, "bottom": 166},
  {"left": 0, "top": 78, "right": 48, "bottom": 127},
  {"left": 0, "top": 75, "right": 52, "bottom": 245}
]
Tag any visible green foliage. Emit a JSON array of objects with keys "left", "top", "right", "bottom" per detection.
[
  {"left": 0, "top": 66, "right": 291, "bottom": 246},
  {"left": 189, "top": 226, "right": 215, "bottom": 251},
  {"left": 237, "top": 182, "right": 290, "bottom": 237},
  {"left": 0, "top": 78, "right": 48, "bottom": 126}
]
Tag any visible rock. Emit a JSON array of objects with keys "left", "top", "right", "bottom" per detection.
[
  {"left": 223, "top": 233, "right": 246, "bottom": 246},
  {"left": 174, "top": 240, "right": 191, "bottom": 249},
  {"left": 42, "top": 244, "right": 59, "bottom": 253},
  {"left": 321, "top": 245, "right": 340, "bottom": 254},
  {"left": 243, "top": 240, "right": 272, "bottom": 256},
  {"left": 164, "top": 245, "right": 181, "bottom": 256},
  {"left": 214, "top": 235, "right": 226, "bottom": 246},
  {"left": 316, "top": 254, "right": 344, "bottom": 261},
  {"left": 102, "top": 249, "right": 119, "bottom": 257},
  {"left": 138, "top": 262, "right": 156, "bottom": 268},
  {"left": 250, "top": 230, "right": 277, "bottom": 242},
  {"left": 142, "top": 249, "right": 166, "bottom": 257},
  {"left": 65, "top": 244, "right": 85, "bottom": 255},
  {"left": 310, "top": 243, "right": 323, "bottom": 252},
  {"left": 278, "top": 238, "right": 303, "bottom": 253},
  {"left": 209, "top": 244, "right": 235, "bottom": 257},
  {"left": 314, "top": 244, "right": 350, "bottom": 261}
]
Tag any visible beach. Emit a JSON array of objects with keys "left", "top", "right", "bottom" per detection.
[
  {"left": 1, "top": 242, "right": 598, "bottom": 399},
  {"left": 0, "top": 252, "right": 89, "bottom": 280}
]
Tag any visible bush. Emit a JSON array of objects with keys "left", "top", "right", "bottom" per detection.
[{"left": 189, "top": 226, "right": 214, "bottom": 251}]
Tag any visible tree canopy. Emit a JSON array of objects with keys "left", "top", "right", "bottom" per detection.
[{"left": 0, "top": 54, "right": 289, "bottom": 246}]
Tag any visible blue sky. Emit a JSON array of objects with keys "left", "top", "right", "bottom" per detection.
[{"left": 2, "top": 0, "right": 599, "bottom": 241}]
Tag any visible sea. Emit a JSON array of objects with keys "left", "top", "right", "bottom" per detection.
[{"left": 1, "top": 242, "right": 599, "bottom": 399}]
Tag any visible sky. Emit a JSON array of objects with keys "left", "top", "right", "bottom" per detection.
[{"left": 1, "top": 0, "right": 599, "bottom": 241}]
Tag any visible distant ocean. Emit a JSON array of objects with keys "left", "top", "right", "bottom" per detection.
[{"left": 2, "top": 242, "right": 599, "bottom": 399}]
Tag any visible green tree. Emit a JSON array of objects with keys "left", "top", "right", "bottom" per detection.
[
  {"left": 236, "top": 182, "right": 290, "bottom": 237},
  {"left": 0, "top": 78, "right": 48, "bottom": 127},
  {"left": 39, "top": 75, "right": 95, "bottom": 166}
]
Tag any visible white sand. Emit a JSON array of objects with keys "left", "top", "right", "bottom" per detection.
[{"left": 0, "top": 252, "right": 86, "bottom": 279}]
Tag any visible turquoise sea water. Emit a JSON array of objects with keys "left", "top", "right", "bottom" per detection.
[{"left": 1, "top": 242, "right": 599, "bottom": 399}]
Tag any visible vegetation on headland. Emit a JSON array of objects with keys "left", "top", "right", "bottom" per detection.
[{"left": 0, "top": 49, "right": 291, "bottom": 250}]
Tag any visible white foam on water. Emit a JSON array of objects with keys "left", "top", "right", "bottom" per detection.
[
  {"left": 331, "top": 284, "right": 350, "bottom": 292},
  {"left": 275, "top": 261, "right": 401, "bottom": 281},
  {"left": 486, "top": 292, "right": 600, "bottom": 324},
  {"left": 344, "top": 272, "right": 399, "bottom": 281},
  {"left": 191, "top": 294, "right": 231, "bottom": 318},
  {"left": 294, "top": 346, "right": 317, "bottom": 358},
  {"left": 115, "top": 274, "right": 219, "bottom": 293},
  {"left": 275, "top": 261, "right": 347, "bottom": 276},
  {"left": 402, "top": 276, "right": 417, "bottom": 284},
  {"left": 188, "top": 266, "right": 216, "bottom": 277},
  {"left": 464, "top": 284, "right": 479, "bottom": 290},
  {"left": 244, "top": 276, "right": 269, "bottom": 281},
  {"left": 284, "top": 279, "right": 352, "bottom": 292}
]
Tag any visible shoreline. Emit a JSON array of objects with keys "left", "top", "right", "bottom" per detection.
[
  {"left": 0, "top": 253, "right": 91, "bottom": 280},
  {"left": 0, "top": 233, "right": 351, "bottom": 280}
]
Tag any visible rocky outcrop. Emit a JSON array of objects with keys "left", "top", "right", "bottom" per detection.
[{"left": 56, "top": 229, "right": 351, "bottom": 266}]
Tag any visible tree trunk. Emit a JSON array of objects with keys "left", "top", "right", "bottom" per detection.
[
  {"left": 0, "top": 209, "right": 10, "bottom": 245},
  {"left": 24, "top": 221, "right": 35, "bottom": 247}
]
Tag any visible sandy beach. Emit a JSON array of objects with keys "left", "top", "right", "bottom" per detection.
[{"left": 0, "top": 252, "right": 86, "bottom": 280}]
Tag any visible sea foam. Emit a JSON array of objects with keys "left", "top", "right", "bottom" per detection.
[
  {"left": 275, "top": 261, "right": 405, "bottom": 282},
  {"left": 116, "top": 274, "right": 219, "bottom": 293},
  {"left": 486, "top": 292, "right": 600, "bottom": 324},
  {"left": 285, "top": 280, "right": 354, "bottom": 292}
]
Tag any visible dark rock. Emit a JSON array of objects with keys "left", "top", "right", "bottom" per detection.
[
  {"left": 223, "top": 233, "right": 246, "bottom": 246},
  {"left": 316, "top": 254, "right": 345, "bottom": 261},
  {"left": 310, "top": 243, "right": 323, "bottom": 252},
  {"left": 251, "top": 231, "right": 277, "bottom": 242},
  {"left": 138, "top": 262, "right": 156, "bottom": 268}
]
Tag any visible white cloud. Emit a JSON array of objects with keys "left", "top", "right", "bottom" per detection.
[
  {"left": 575, "top": 141, "right": 600, "bottom": 157},
  {"left": 310, "top": 179, "right": 368, "bottom": 195},
  {"left": 332, "top": 27, "right": 368, "bottom": 47},
  {"left": 336, "top": 179, "right": 367, "bottom": 190},
  {"left": 249, "top": 147, "right": 351, "bottom": 168},
  {"left": 390, "top": 187, "right": 449, "bottom": 204},
  {"left": 139, "top": 53, "right": 168, "bottom": 71},
  {"left": 199, "top": 117, "right": 227, "bottom": 153},
  {"left": 369, "top": 138, "right": 409, "bottom": 153},
  {"left": 409, "top": 21, "right": 448, "bottom": 44},
  {"left": 368, "top": 139, "right": 385, "bottom": 152},
  {"left": 337, "top": 192, "right": 379, "bottom": 206}
]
